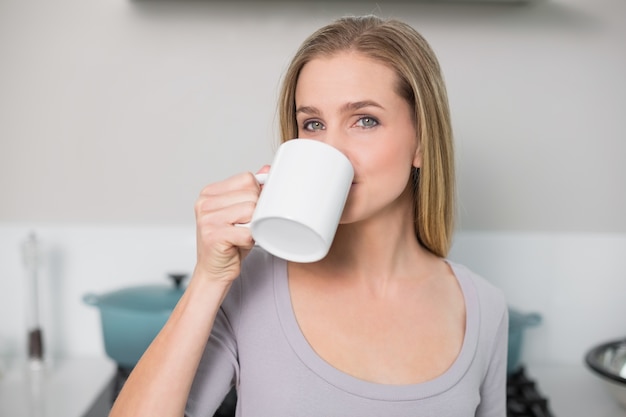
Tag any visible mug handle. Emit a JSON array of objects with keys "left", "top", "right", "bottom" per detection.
[{"left": 254, "top": 172, "right": 268, "bottom": 185}]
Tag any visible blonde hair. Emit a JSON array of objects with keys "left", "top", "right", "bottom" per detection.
[{"left": 277, "top": 15, "right": 455, "bottom": 257}]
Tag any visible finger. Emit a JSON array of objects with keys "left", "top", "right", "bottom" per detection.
[
  {"left": 199, "top": 172, "right": 261, "bottom": 197},
  {"left": 256, "top": 165, "right": 271, "bottom": 175},
  {"left": 197, "top": 223, "right": 255, "bottom": 254},
  {"left": 195, "top": 189, "right": 259, "bottom": 217},
  {"left": 196, "top": 199, "right": 257, "bottom": 228}
]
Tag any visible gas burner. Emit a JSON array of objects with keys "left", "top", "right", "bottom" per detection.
[
  {"left": 507, "top": 367, "right": 554, "bottom": 417},
  {"left": 110, "top": 366, "right": 133, "bottom": 404}
]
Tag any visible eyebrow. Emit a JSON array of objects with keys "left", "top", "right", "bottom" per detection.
[{"left": 295, "top": 100, "right": 385, "bottom": 116}]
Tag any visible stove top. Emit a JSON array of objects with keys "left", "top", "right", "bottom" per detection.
[
  {"left": 507, "top": 367, "right": 554, "bottom": 417},
  {"left": 83, "top": 366, "right": 554, "bottom": 417},
  {"left": 82, "top": 366, "right": 236, "bottom": 417},
  {"left": 82, "top": 366, "right": 129, "bottom": 417}
]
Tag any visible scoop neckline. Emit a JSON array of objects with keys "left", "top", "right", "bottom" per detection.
[{"left": 272, "top": 256, "right": 480, "bottom": 401}]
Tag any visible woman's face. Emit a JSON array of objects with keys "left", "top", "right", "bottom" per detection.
[{"left": 294, "top": 51, "right": 420, "bottom": 224}]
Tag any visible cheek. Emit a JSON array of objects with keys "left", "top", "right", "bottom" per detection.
[
  {"left": 349, "top": 146, "right": 414, "bottom": 205},
  {"left": 367, "top": 143, "right": 415, "bottom": 183},
  {"left": 339, "top": 145, "right": 414, "bottom": 223}
]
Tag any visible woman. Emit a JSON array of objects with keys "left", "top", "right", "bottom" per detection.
[{"left": 110, "top": 15, "right": 508, "bottom": 417}]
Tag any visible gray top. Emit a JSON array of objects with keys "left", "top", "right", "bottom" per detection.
[{"left": 186, "top": 248, "right": 508, "bottom": 417}]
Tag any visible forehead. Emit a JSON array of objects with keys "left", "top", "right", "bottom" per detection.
[{"left": 295, "top": 52, "right": 401, "bottom": 106}]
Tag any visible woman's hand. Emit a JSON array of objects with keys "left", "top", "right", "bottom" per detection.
[{"left": 193, "top": 167, "right": 270, "bottom": 285}]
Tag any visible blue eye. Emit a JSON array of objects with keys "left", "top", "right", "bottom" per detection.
[
  {"left": 303, "top": 120, "right": 325, "bottom": 131},
  {"left": 356, "top": 117, "right": 379, "bottom": 128}
]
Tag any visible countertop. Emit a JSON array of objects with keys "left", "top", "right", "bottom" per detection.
[
  {"left": 1, "top": 357, "right": 624, "bottom": 416},
  {"left": 527, "top": 363, "right": 626, "bottom": 417},
  {"left": 0, "top": 356, "right": 116, "bottom": 417}
]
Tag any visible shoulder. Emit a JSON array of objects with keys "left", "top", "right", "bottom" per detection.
[
  {"left": 447, "top": 260, "right": 508, "bottom": 345},
  {"left": 447, "top": 261, "right": 509, "bottom": 374},
  {"left": 221, "top": 247, "right": 280, "bottom": 315},
  {"left": 448, "top": 260, "right": 507, "bottom": 314},
  {"left": 239, "top": 246, "right": 278, "bottom": 289}
]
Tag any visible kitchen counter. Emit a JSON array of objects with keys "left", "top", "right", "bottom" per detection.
[
  {"left": 0, "top": 356, "right": 116, "bottom": 417},
  {"left": 2, "top": 357, "right": 623, "bottom": 416},
  {"left": 527, "top": 363, "right": 626, "bottom": 417}
]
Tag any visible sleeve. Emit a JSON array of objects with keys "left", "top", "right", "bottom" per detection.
[
  {"left": 476, "top": 307, "right": 509, "bottom": 417},
  {"left": 185, "top": 283, "right": 241, "bottom": 417}
]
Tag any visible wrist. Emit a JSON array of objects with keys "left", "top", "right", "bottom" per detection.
[{"left": 187, "top": 266, "right": 234, "bottom": 300}]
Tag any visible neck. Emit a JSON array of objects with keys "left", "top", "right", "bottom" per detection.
[{"left": 312, "top": 197, "right": 437, "bottom": 291}]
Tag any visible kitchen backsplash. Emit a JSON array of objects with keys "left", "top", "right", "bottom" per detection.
[{"left": 1, "top": 223, "right": 625, "bottom": 368}]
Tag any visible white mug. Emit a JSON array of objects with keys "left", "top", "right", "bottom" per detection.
[{"left": 251, "top": 139, "right": 354, "bottom": 263}]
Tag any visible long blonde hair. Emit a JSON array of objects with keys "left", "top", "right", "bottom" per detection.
[{"left": 277, "top": 15, "right": 455, "bottom": 257}]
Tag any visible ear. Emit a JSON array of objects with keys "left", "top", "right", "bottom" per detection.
[{"left": 412, "top": 143, "right": 422, "bottom": 169}]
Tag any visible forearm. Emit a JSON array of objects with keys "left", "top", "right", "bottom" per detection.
[
  {"left": 109, "top": 270, "right": 232, "bottom": 417},
  {"left": 110, "top": 170, "right": 260, "bottom": 416}
]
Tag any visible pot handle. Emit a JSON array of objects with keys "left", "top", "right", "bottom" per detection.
[
  {"left": 82, "top": 293, "right": 100, "bottom": 306},
  {"left": 523, "top": 312, "right": 542, "bottom": 327},
  {"left": 168, "top": 273, "right": 188, "bottom": 289}
]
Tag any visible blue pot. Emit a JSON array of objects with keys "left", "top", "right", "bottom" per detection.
[
  {"left": 84, "top": 275, "right": 186, "bottom": 368},
  {"left": 507, "top": 308, "right": 542, "bottom": 374}
]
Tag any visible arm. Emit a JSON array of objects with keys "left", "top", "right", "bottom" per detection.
[
  {"left": 109, "top": 171, "right": 264, "bottom": 417},
  {"left": 185, "top": 300, "right": 240, "bottom": 417}
]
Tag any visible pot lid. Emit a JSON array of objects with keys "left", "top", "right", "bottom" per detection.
[
  {"left": 83, "top": 274, "right": 187, "bottom": 313},
  {"left": 508, "top": 308, "right": 542, "bottom": 329}
]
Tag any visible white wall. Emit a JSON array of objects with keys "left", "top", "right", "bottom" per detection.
[
  {"left": 1, "top": 0, "right": 624, "bottom": 231},
  {"left": 1, "top": 0, "right": 625, "bottom": 367}
]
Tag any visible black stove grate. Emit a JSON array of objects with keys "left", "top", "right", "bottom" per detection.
[{"left": 507, "top": 367, "right": 555, "bottom": 417}]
